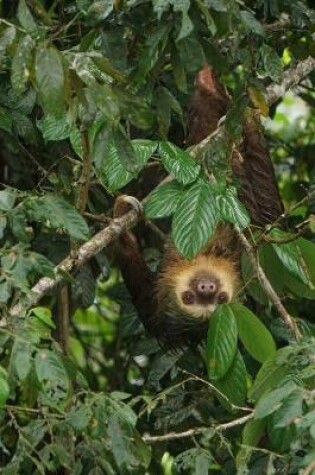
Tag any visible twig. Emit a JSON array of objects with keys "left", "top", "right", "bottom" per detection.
[
  {"left": 143, "top": 414, "right": 253, "bottom": 444},
  {"left": 302, "top": 460, "right": 315, "bottom": 475},
  {"left": 236, "top": 229, "right": 302, "bottom": 340},
  {"left": 77, "top": 131, "right": 92, "bottom": 214}
]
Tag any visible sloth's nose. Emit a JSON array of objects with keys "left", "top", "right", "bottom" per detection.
[{"left": 196, "top": 278, "right": 217, "bottom": 296}]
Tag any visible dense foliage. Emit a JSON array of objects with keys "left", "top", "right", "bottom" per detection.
[{"left": 1, "top": 0, "right": 315, "bottom": 473}]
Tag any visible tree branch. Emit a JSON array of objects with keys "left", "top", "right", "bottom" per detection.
[
  {"left": 143, "top": 414, "right": 253, "bottom": 444},
  {"left": 236, "top": 230, "right": 302, "bottom": 340},
  {"left": 9, "top": 208, "right": 140, "bottom": 317},
  {"left": 266, "top": 56, "right": 315, "bottom": 106}
]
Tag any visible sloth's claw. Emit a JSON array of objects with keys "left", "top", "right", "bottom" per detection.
[{"left": 114, "top": 195, "right": 143, "bottom": 219}]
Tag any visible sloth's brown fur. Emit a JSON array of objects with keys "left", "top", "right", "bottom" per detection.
[{"left": 114, "top": 65, "right": 284, "bottom": 347}]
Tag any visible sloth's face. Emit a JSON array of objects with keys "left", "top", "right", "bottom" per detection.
[{"left": 173, "top": 255, "right": 238, "bottom": 319}]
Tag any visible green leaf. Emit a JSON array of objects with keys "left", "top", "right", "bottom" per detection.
[
  {"left": 85, "top": 82, "right": 120, "bottom": 123},
  {"left": 104, "top": 139, "right": 156, "bottom": 191},
  {"left": 177, "top": 9, "right": 194, "bottom": 41},
  {"left": 93, "top": 123, "right": 137, "bottom": 177},
  {"left": 240, "top": 10, "right": 265, "bottom": 36},
  {"left": 207, "top": 304, "right": 238, "bottom": 380},
  {"left": 0, "top": 367, "right": 9, "bottom": 407},
  {"left": 272, "top": 387, "right": 304, "bottom": 428},
  {"left": 145, "top": 181, "right": 183, "bottom": 218},
  {"left": 267, "top": 412, "right": 296, "bottom": 453},
  {"left": 177, "top": 34, "right": 206, "bottom": 73},
  {"left": 261, "top": 44, "right": 283, "bottom": 82},
  {"left": 11, "top": 340, "right": 33, "bottom": 380},
  {"left": 172, "top": 180, "right": 218, "bottom": 258},
  {"left": 35, "top": 44, "right": 66, "bottom": 115},
  {"left": 248, "top": 348, "right": 294, "bottom": 403},
  {"left": 17, "top": 0, "right": 38, "bottom": 33},
  {"left": 69, "top": 128, "right": 84, "bottom": 158},
  {"left": 94, "top": 127, "right": 155, "bottom": 190},
  {"left": 159, "top": 141, "right": 200, "bottom": 185},
  {"left": 174, "top": 448, "right": 213, "bottom": 474},
  {"left": 31, "top": 307, "right": 55, "bottom": 329},
  {"left": 68, "top": 404, "right": 92, "bottom": 431},
  {"left": 27, "top": 195, "right": 89, "bottom": 241},
  {"left": 37, "top": 114, "right": 71, "bottom": 141},
  {"left": 135, "top": 24, "right": 170, "bottom": 84},
  {"left": 35, "top": 350, "right": 70, "bottom": 403},
  {"left": 231, "top": 303, "right": 276, "bottom": 363},
  {"left": 254, "top": 380, "right": 298, "bottom": 419},
  {"left": 11, "top": 35, "right": 34, "bottom": 94},
  {"left": 0, "top": 216, "right": 6, "bottom": 239},
  {"left": 236, "top": 418, "right": 266, "bottom": 473},
  {"left": 215, "top": 186, "right": 250, "bottom": 229},
  {"left": 107, "top": 414, "right": 151, "bottom": 472},
  {"left": 270, "top": 230, "right": 310, "bottom": 286},
  {"left": 0, "top": 189, "right": 16, "bottom": 211},
  {"left": 242, "top": 418, "right": 265, "bottom": 446},
  {"left": 296, "top": 237, "right": 315, "bottom": 288},
  {"left": 155, "top": 86, "right": 184, "bottom": 138},
  {"left": 213, "top": 350, "right": 247, "bottom": 406}
]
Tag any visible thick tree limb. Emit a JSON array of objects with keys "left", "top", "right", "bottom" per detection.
[
  {"left": 266, "top": 56, "right": 315, "bottom": 106},
  {"left": 9, "top": 208, "right": 139, "bottom": 317}
]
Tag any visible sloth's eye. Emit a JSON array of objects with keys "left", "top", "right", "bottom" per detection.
[
  {"left": 217, "top": 291, "right": 229, "bottom": 304},
  {"left": 181, "top": 291, "right": 195, "bottom": 305}
]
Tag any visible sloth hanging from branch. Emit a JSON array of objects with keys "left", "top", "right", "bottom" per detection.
[{"left": 114, "top": 65, "right": 284, "bottom": 348}]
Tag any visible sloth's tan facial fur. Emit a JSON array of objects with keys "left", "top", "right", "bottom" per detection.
[
  {"left": 172, "top": 255, "right": 238, "bottom": 318},
  {"left": 156, "top": 226, "right": 241, "bottom": 321}
]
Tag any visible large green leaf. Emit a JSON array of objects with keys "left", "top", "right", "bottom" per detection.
[
  {"left": 0, "top": 367, "right": 9, "bottom": 407},
  {"left": 36, "top": 114, "right": 71, "bottom": 141},
  {"left": 35, "top": 44, "right": 66, "bottom": 115},
  {"left": 159, "top": 141, "right": 200, "bottom": 185},
  {"left": 93, "top": 123, "right": 137, "bottom": 176},
  {"left": 101, "top": 139, "right": 157, "bottom": 191},
  {"left": 207, "top": 304, "right": 238, "bottom": 380},
  {"left": 135, "top": 24, "right": 170, "bottom": 84},
  {"left": 215, "top": 186, "right": 250, "bottom": 229},
  {"left": 213, "top": 350, "right": 247, "bottom": 406},
  {"left": 94, "top": 132, "right": 157, "bottom": 191},
  {"left": 145, "top": 181, "right": 183, "bottom": 219},
  {"left": 270, "top": 229, "right": 310, "bottom": 286},
  {"left": 248, "top": 347, "right": 294, "bottom": 403},
  {"left": 240, "top": 10, "right": 265, "bottom": 36},
  {"left": 172, "top": 180, "right": 218, "bottom": 258},
  {"left": 26, "top": 195, "right": 89, "bottom": 241},
  {"left": 11, "top": 35, "right": 34, "bottom": 94},
  {"left": 17, "top": 0, "right": 38, "bottom": 34},
  {"left": 35, "top": 350, "right": 70, "bottom": 404},
  {"left": 254, "top": 380, "right": 299, "bottom": 419},
  {"left": 231, "top": 303, "right": 276, "bottom": 363},
  {"left": 107, "top": 414, "right": 151, "bottom": 472}
]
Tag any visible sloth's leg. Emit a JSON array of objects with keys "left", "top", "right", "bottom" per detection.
[{"left": 113, "top": 196, "right": 157, "bottom": 328}]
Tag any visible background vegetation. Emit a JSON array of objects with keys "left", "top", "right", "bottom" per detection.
[{"left": 1, "top": 0, "right": 315, "bottom": 473}]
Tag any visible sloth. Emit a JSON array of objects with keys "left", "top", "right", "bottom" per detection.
[{"left": 114, "top": 66, "right": 283, "bottom": 347}]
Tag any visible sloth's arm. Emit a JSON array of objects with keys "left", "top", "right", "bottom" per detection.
[
  {"left": 187, "top": 65, "right": 283, "bottom": 226},
  {"left": 113, "top": 196, "right": 157, "bottom": 329}
]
